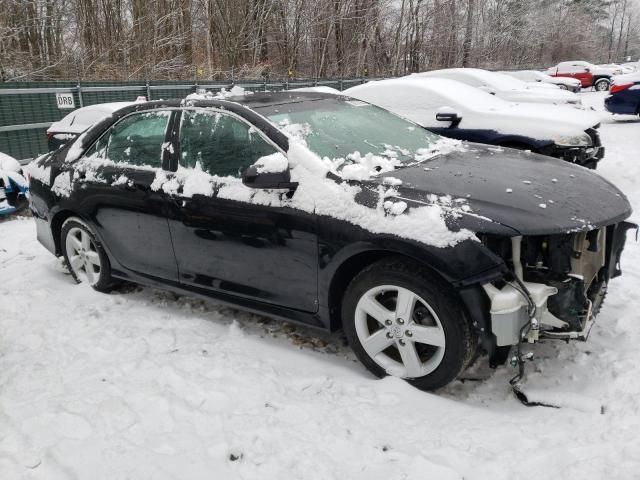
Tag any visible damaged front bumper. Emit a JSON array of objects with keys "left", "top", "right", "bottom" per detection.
[{"left": 481, "top": 221, "right": 637, "bottom": 348}]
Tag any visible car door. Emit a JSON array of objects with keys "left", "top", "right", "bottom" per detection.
[
  {"left": 165, "top": 108, "right": 318, "bottom": 312},
  {"left": 558, "top": 63, "right": 592, "bottom": 87},
  {"left": 71, "top": 109, "right": 179, "bottom": 281}
]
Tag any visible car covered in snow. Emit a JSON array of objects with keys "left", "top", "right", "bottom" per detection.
[
  {"left": 500, "top": 70, "right": 582, "bottom": 93},
  {"left": 605, "top": 73, "right": 640, "bottom": 116},
  {"left": 344, "top": 77, "right": 604, "bottom": 169},
  {"left": 0, "top": 152, "right": 29, "bottom": 216},
  {"left": 28, "top": 92, "right": 634, "bottom": 392},
  {"left": 47, "top": 102, "right": 135, "bottom": 151},
  {"left": 411, "top": 68, "right": 581, "bottom": 105},
  {"left": 546, "top": 61, "right": 621, "bottom": 91}
]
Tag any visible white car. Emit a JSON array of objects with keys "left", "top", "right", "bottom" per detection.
[
  {"left": 344, "top": 77, "right": 604, "bottom": 169},
  {"left": 47, "top": 102, "right": 136, "bottom": 151},
  {"left": 501, "top": 70, "right": 582, "bottom": 93},
  {"left": 410, "top": 68, "right": 581, "bottom": 105}
]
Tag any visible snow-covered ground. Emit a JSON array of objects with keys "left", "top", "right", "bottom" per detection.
[{"left": 1, "top": 91, "right": 639, "bottom": 480}]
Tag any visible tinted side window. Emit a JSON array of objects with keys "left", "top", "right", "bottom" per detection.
[
  {"left": 179, "top": 110, "right": 278, "bottom": 177},
  {"left": 85, "top": 111, "right": 170, "bottom": 168}
]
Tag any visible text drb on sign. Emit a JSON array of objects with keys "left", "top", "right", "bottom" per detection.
[{"left": 55, "top": 93, "right": 75, "bottom": 109}]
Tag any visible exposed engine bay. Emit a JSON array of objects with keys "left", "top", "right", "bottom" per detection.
[{"left": 480, "top": 222, "right": 636, "bottom": 347}]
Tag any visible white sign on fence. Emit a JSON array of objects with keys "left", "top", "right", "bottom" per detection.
[{"left": 55, "top": 92, "right": 75, "bottom": 109}]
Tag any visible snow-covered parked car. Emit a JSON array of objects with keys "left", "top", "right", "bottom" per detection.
[
  {"left": 501, "top": 70, "right": 582, "bottom": 93},
  {"left": 345, "top": 77, "right": 604, "bottom": 169},
  {"left": 28, "top": 93, "right": 634, "bottom": 393},
  {"left": 546, "top": 61, "right": 621, "bottom": 91},
  {"left": 0, "top": 152, "right": 28, "bottom": 216},
  {"left": 411, "top": 68, "right": 581, "bottom": 105},
  {"left": 47, "top": 102, "right": 135, "bottom": 151}
]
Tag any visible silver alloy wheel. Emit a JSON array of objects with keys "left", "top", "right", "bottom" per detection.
[
  {"left": 354, "top": 285, "right": 446, "bottom": 378},
  {"left": 65, "top": 227, "right": 101, "bottom": 286},
  {"left": 595, "top": 80, "right": 609, "bottom": 91}
]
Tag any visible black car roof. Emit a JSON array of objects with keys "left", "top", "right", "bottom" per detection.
[
  {"left": 119, "top": 91, "right": 346, "bottom": 113},
  {"left": 80, "top": 92, "right": 346, "bottom": 156}
]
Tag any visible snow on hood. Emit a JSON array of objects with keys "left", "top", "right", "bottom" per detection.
[{"left": 345, "top": 78, "right": 597, "bottom": 140}]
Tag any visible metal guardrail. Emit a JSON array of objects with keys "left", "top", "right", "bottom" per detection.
[{"left": 0, "top": 78, "right": 373, "bottom": 161}]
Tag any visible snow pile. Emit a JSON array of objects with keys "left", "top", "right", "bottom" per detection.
[
  {"left": 181, "top": 164, "right": 214, "bottom": 197},
  {"left": 25, "top": 156, "right": 52, "bottom": 185},
  {"left": 51, "top": 171, "right": 72, "bottom": 197},
  {"left": 185, "top": 85, "right": 250, "bottom": 101},
  {"left": 276, "top": 119, "right": 313, "bottom": 143},
  {"left": 336, "top": 151, "right": 404, "bottom": 181},
  {"left": 255, "top": 152, "right": 288, "bottom": 173},
  {"left": 0, "top": 152, "right": 21, "bottom": 172}
]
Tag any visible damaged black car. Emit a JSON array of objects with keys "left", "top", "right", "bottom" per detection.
[{"left": 27, "top": 92, "right": 635, "bottom": 394}]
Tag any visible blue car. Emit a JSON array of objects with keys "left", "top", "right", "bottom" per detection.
[
  {"left": 605, "top": 73, "right": 640, "bottom": 116},
  {"left": 0, "top": 153, "right": 29, "bottom": 216}
]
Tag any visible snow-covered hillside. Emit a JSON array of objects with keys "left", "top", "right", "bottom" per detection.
[{"left": 1, "top": 92, "right": 639, "bottom": 480}]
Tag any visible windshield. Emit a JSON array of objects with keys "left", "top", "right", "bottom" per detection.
[{"left": 261, "top": 98, "right": 442, "bottom": 173}]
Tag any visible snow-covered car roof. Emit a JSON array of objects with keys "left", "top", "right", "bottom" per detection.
[
  {"left": 47, "top": 102, "right": 135, "bottom": 134},
  {"left": 413, "top": 68, "right": 531, "bottom": 91}
]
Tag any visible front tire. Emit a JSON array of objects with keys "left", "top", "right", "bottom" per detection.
[
  {"left": 341, "top": 258, "right": 476, "bottom": 391},
  {"left": 61, "top": 217, "right": 116, "bottom": 292}
]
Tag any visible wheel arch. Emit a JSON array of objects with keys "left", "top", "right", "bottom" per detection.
[
  {"left": 51, "top": 209, "right": 82, "bottom": 256},
  {"left": 323, "top": 239, "right": 503, "bottom": 331},
  {"left": 495, "top": 138, "right": 541, "bottom": 152}
]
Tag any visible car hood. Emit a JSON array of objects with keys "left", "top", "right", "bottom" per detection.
[
  {"left": 549, "top": 77, "right": 581, "bottom": 86},
  {"left": 467, "top": 102, "right": 599, "bottom": 137},
  {"left": 362, "top": 144, "right": 631, "bottom": 236}
]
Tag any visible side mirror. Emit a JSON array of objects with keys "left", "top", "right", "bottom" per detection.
[
  {"left": 435, "top": 108, "right": 462, "bottom": 128},
  {"left": 584, "top": 67, "right": 591, "bottom": 73},
  {"left": 478, "top": 85, "right": 496, "bottom": 95},
  {"left": 242, "top": 164, "right": 298, "bottom": 190}
]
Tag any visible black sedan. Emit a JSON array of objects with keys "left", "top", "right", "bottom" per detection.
[{"left": 28, "top": 92, "right": 634, "bottom": 391}]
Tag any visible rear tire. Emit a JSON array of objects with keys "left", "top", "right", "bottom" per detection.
[
  {"left": 61, "top": 217, "right": 118, "bottom": 292},
  {"left": 594, "top": 78, "right": 610, "bottom": 92},
  {"left": 341, "top": 258, "right": 476, "bottom": 391}
]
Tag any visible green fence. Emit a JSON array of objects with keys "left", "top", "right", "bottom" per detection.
[{"left": 0, "top": 78, "right": 372, "bottom": 162}]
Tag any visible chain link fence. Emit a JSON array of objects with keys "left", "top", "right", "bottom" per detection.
[{"left": 0, "top": 78, "right": 374, "bottom": 162}]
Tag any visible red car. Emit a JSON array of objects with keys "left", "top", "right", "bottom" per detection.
[{"left": 546, "top": 61, "right": 618, "bottom": 91}]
